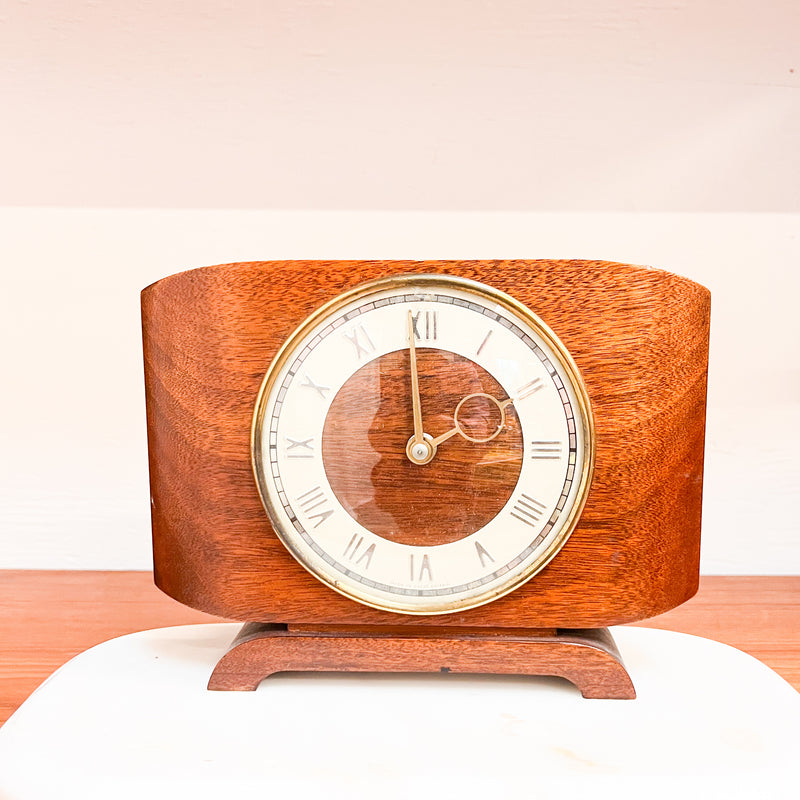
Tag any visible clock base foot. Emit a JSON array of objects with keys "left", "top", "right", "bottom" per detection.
[{"left": 208, "top": 623, "right": 636, "bottom": 699}]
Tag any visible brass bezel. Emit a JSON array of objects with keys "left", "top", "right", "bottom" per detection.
[{"left": 251, "top": 273, "right": 595, "bottom": 615}]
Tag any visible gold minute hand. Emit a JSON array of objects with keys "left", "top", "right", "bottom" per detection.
[{"left": 408, "top": 310, "right": 425, "bottom": 444}]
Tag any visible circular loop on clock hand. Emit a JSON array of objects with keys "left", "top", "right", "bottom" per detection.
[
  {"left": 453, "top": 392, "right": 513, "bottom": 443},
  {"left": 408, "top": 393, "right": 514, "bottom": 464}
]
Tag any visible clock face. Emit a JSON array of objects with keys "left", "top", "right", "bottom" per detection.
[{"left": 252, "top": 275, "right": 594, "bottom": 615}]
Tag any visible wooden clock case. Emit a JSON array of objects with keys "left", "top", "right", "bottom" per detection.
[{"left": 142, "top": 260, "right": 710, "bottom": 697}]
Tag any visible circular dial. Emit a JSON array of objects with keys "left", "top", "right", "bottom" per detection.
[{"left": 252, "top": 275, "right": 594, "bottom": 615}]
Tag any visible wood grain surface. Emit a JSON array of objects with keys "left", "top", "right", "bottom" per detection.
[
  {"left": 207, "top": 623, "right": 636, "bottom": 699},
  {"left": 142, "top": 259, "right": 710, "bottom": 626},
  {"left": 322, "top": 348, "right": 523, "bottom": 545},
  {"left": 0, "top": 573, "right": 797, "bottom": 728}
]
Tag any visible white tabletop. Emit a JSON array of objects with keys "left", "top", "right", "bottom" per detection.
[{"left": 1, "top": 624, "right": 797, "bottom": 798}]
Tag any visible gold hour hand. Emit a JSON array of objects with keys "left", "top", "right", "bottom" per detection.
[
  {"left": 425, "top": 394, "right": 514, "bottom": 454},
  {"left": 428, "top": 426, "right": 460, "bottom": 448}
]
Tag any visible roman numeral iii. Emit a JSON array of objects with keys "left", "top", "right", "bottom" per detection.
[{"left": 530, "top": 441, "right": 562, "bottom": 459}]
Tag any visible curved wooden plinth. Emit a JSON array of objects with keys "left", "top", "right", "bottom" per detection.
[{"left": 207, "top": 623, "right": 636, "bottom": 699}]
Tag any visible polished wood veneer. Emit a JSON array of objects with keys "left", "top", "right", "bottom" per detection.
[
  {"left": 207, "top": 624, "right": 636, "bottom": 699},
  {"left": 141, "top": 260, "right": 710, "bottom": 627},
  {"left": 322, "top": 348, "right": 524, "bottom": 546}
]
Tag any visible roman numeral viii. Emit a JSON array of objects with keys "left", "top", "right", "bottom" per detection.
[
  {"left": 295, "top": 486, "right": 334, "bottom": 528},
  {"left": 286, "top": 436, "right": 314, "bottom": 458}
]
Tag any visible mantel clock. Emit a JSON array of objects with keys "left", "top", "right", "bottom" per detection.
[{"left": 142, "top": 260, "right": 710, "bottom": 699}]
